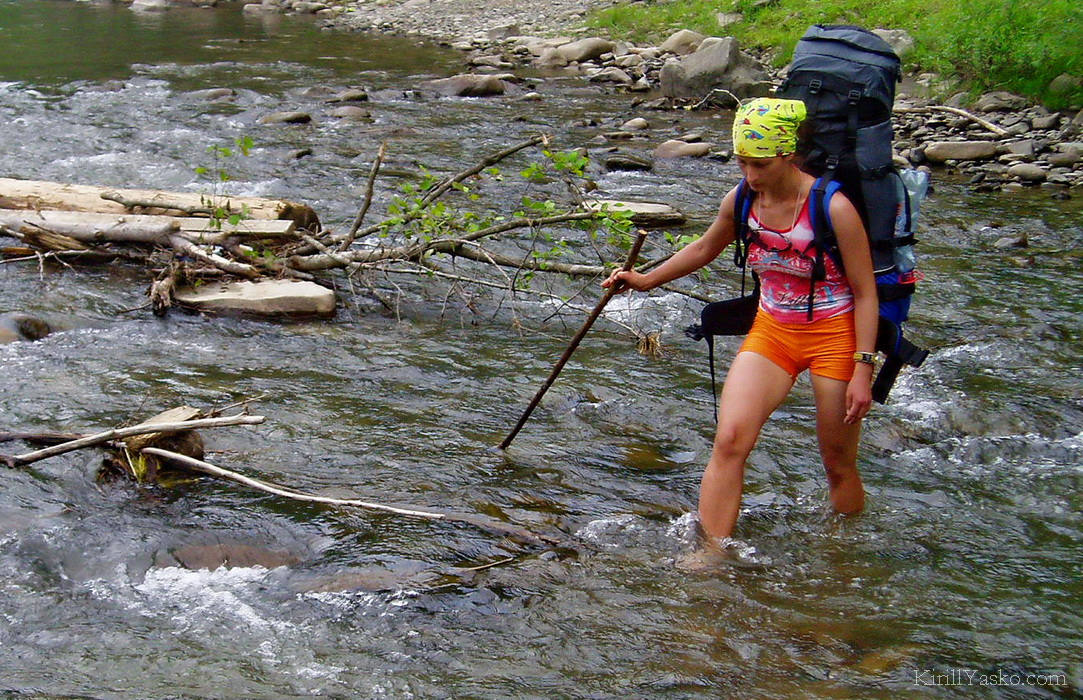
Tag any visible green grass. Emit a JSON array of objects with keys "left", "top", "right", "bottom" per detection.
[{"left": 587, "top": 0, "right": 1083, "bottom": 109}]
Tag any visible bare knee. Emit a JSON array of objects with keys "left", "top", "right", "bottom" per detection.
[{"left": 711, "top": 422, "right": 757, "bottom": 464}]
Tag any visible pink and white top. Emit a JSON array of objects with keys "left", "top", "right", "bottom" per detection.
[{"left": 745, "top": 199, "right": 855, "bottom": 323}]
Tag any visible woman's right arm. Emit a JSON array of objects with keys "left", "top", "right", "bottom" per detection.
[{"left": 602, "top": 187, "right": 739, "bottom": 292}]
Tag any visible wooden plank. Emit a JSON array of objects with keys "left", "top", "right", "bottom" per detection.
[{"left": 178, "top": 217, "right": 296, "bottom": 237}]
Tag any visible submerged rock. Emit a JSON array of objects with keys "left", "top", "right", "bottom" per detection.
[
  {"left": 0, "top": 313, "right": 51, "bottom": 344},
  {"left": 422, "top": 74, "right": 506, "bottom": 97}
]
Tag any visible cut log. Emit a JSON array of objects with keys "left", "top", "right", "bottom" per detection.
[
  {"left": 582, "top": 199, "right": 687, "bottom": 227},
  {"left": 121, "top": 406, "right": 206, "bottom": 482},
  {"left": 0, "top": 178, "right": 320, "bottom": 230},
  {"left": 0, "top": 209, "right": 297, "bottom": 246}
]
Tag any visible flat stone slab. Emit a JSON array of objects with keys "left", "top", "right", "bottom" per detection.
[
  {"left": 583, "top": 199, "right": 686, "bottom": 227},
  {"left": 174, "top": 279, "right": 336, "bottom": 317}
]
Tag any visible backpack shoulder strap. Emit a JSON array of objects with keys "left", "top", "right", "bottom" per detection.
[{"left": 804, "top": 177, "right": 844, "bottom": 320}]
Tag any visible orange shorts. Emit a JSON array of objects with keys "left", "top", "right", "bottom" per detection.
[{"left": 739, "top": 309, "right": 856, "bottom": 381}]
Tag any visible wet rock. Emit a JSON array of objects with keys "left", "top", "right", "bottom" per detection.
[
  {"left": 924, "top": 141, "right": 998, "bottom": 163},
  {"left": 329, "top": 105, "right": 372, "bottom": 120},
  {"left": 604, "top": 152, "right": 653, "bottom": 172},
  {"left": 658, "top": 37, "right": 770, "bottom": 99},
  {"left": 1008, "top": 163, "right": 1047, "bottom": 183},
  {"left": 159, "top": 542, "right": 302, "bottom": 570},
  {"left": 993, "top": 233, "right": 1028, "bottom": 249},
  {"left": 422, "top": 74, "right": 506, "bottom": 97},
  {"left": 653, "top": 139, "right": 712, "bottom": 158},
  {"left": 258, "top": 111, "right": 313, "bottom": 125},
  {"left": 621, "top": 117, "right": 649, "bottom": 131},
  {"left": 174, "top": 279, "right": 336, "bottom": 317},
  {"left": 326, "top": 88, "right": 369, "bottom": 103},
  {"left": 188, "top": 88, "right": 236, "bottom": 101},
  {"left": 131, "top": 0, "right": 170, "bottom": 11},
  {"left": 556, "top": 38, "right": 615, "bottom": 63},
  {"left": 587, "top": 67, "right": 633, "bottom": 85},
  {"left": 659, "top": 29, "right": 706, "bottom": 56},
  {"left": 535, "top": 48, "right": 570, "bottom": 69},
  {"left": 0, "top": 313, "right": 51, "bottom": 344}
]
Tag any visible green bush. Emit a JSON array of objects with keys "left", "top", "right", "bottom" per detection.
[{"left": 587, "top": 0, "right": 1083, "bottom": 108}]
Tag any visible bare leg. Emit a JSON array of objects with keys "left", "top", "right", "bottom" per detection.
[
  {"left": 698, "top": 352, "right": 794, "bottom": 541},
  {"left": 810, "top": 373, "right": 865, "bottom": 515}
]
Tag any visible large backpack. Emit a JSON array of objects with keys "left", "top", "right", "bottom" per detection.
[{"left": 687, "top": 25, "right": 929, "bottom": 405}]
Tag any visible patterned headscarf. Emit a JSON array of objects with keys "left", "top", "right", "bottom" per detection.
[{"left": 731, "top": 98, "right": 807, "bottom": 158}]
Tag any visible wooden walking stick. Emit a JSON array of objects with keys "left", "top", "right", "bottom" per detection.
[{"left": 499, "top": 229, "right": 648, "bottom": 450}]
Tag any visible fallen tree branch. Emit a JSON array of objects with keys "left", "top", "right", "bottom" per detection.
[
  {"left": 6, "top": 414, "right": 265, "bottom": 468},
  {"left": 341, "top": 141, "right": 387, "bottom": 249},
  {"left": 420, "top": 134, "right": 548, "bottom": 208},
  {"left": 168, "top": 234, "right": 260, "bottom": 279},
  {"left": 893, "top": 105, "right": 1010, "bottom": 136}
]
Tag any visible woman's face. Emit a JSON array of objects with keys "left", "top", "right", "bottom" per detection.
[{"left": 736, "top": 154, "right": 793, "bottom": 192}]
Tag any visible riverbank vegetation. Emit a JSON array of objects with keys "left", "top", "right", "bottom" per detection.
[{"left": 587, "top": 0, "right": 1082, "bottom": 109}]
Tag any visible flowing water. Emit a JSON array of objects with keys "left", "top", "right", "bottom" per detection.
[{"left": 1, "top": 1, "right": 1080, "bottom": 697}]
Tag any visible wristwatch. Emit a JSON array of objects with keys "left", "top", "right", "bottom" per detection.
[{"left": 853, "top": 351, "right": 878, "bottom": 366}]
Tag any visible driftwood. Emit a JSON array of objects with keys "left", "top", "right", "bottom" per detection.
[
  {"left": 893, "top": 105, "right": 1010, "bottom": 137},
  {"left": 0, "top": 178, "right": 319, "bottom": 229},
  {"left": 4, "top": 413, "right": 265, "bottom": 468}
]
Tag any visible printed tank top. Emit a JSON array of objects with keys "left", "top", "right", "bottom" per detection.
[{"left": 746, "top": 197, "right": 854, "bottom": 323}]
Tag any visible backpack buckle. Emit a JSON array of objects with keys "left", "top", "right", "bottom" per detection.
[
  {"left": 847, "top": 89, "right": 861, "bottom": 105},
  {"left": 809, "top": 78, "right": 822, "bottom": 95}
]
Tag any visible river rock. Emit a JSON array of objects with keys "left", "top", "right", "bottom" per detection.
[
  {"left": 1048, "top": 73, "right": 1082, "bottom": 98},
  {"left": 329, "top": 105, "right": 372, "bottom": 120},
  {"left": 659, "top": 29, "right": 706, "bottom": 56},
  {"left": 422, "top": 74, "right": 506, "bottom": 97},
  {"left": 716, "top": 12, "right": 742, "bottom": 29},
  {"left": 188, "top": 88, "right": 236, "bottom": 101},
  {"left": 621, "top": 117, "right": 649, "bottom": 131},
  {"left": 582, "top": 199, "right": 685, "bottom": 227},
  {"left": 974, "top": 91, "right": 1028, "bottom": 112},
  {"left": 174, "top": 279, "right": 336, "bottom": 317},
  {"left": 1047, "top": 151, "right": 1080, "bottom": 167},
  {"left": 259, "top": 111, "right": 313, "bottom": 125},
  {"left": 1008, "top": 163, "right": 1047, "bottom": 182},
  {"left": 158, "top": 542, "right": 302, "bottom": 570},
  {"left": 327, "top": 88, "right": 369, "bottom": 103},
  {"left": 556, "top": 38, "right": 615, "bottom": 63},
  {"left": 658, "top": 36, "right": 770, "bottom": 99},
  {"left": 588, "top": 67, "right": 633, "bottom": 85},
  {"left": 535, "top": 48, "right": 570, "bottom": 69},
  {"left": 0, "top": 313, "right": 51, "bottom": 344},
  {"left": 924, "top": 141, "right": 998, "bottom": 162},
  {"left": 1031, "top": 113, "right": 1061, "bottom": 130},
  {"left": 654, "top": 139, "right": 712, "bottom": 158},
  {"left": 604, "top": 152, "right": 653, "bottom": 172}
]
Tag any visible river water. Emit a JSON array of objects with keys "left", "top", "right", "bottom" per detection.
[{"left": 1, "top": 1, "right": 1080, "bottom": 698}]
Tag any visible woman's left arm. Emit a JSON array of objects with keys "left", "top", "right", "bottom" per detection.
[{"left": 829, "top": 195, "right": 878, "bottom": 423}]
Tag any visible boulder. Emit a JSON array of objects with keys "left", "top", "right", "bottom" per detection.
[
  {"left": 659, "top": 29, "right": 706, "bottom": 56},
  {"left": 924, "top": 141, "right": 998, "bottom": 163},
  {"left": 556, "top": 38, "right": 615, "bottom": 63},
  {"left": 974, "top": 91, "right": 1028, "bottom": 112},
  {"left": 422, "top": 74, "right": 506, "bottom": 97},
  {"left": 659, "top": 37, "right": 770, "bottom": 99},
  {"left": 188, "top": 88, "right": 236, "bottom": 101},
  {"left": 174, "top": 279, "right": 336, "bottom": 317},
  {"left": 535, "top": 48, "right": 570, "bottom": 69},
  {"left": 621, "top": 117, "right": 649, "bottom": 131},
  {"left": 582, "top": 200, "right": 686, "bottom": 227},
  {"left": 654, "top": 139, "right": 712, "bottom": 159},
  {"left": 1048, "top": 73, "right": 1082, "bottom": 97},
  {"left": 1008, "top": 163, "right": 1047, "bottom": 182}
]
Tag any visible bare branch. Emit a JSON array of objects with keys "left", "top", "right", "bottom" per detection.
[
  {"left": 168, "top": 234, "right": 260, "bottom": 279},
  {"left": 341, "top": 141, "right": 387, "bottom": 248},
  {"left": 893, "top": 105, "right": 1009, "bottom": 136},
  {"left": 8, "top": 414, "right": 265, "bottom": 468}
]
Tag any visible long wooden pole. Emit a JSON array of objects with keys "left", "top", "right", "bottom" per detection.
[{"left": 499, "top": 230, "right": 648, "bottom": 450}]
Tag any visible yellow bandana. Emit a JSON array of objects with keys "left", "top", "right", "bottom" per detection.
[{"left": 731, "top": 98, "right": 807, "bottom": 158}]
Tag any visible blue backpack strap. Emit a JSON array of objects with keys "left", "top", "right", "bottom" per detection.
[{"left": 804, "top": 177, "right": 841, "bottom": 319}]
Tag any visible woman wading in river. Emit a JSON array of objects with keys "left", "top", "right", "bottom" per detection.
[{"left": 603, "top": 98, "right": 879, "bottom": 546}]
